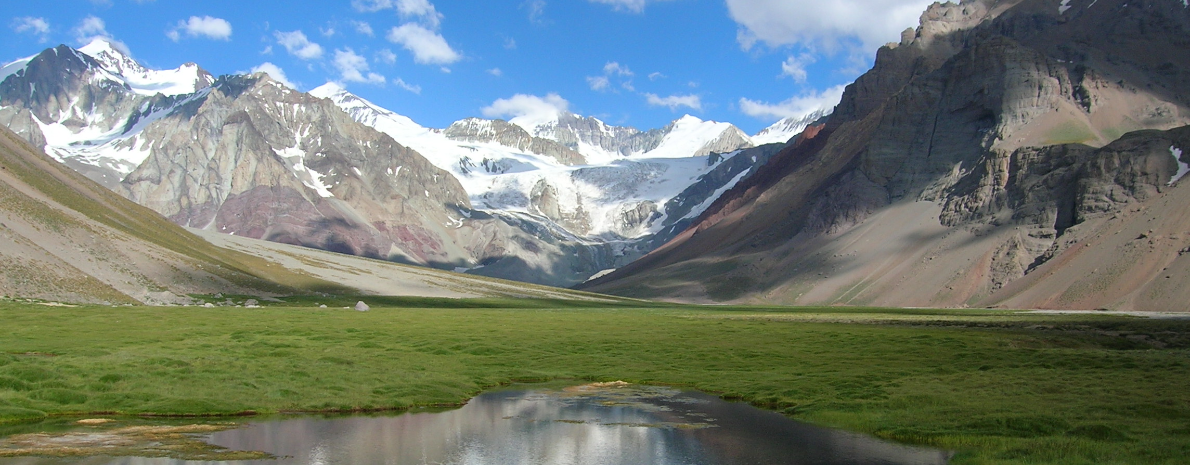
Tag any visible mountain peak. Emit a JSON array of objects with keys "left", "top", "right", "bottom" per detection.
[
  {"left": 309, "top": 81, "right": 347, "bottom": 99},
  {"left": 77, "top": 38, "right": 143, "bottom": 75}
]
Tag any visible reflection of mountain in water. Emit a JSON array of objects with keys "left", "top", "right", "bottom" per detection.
[{"left": 159, "top": 386, "right": 948, "bottom": 465}]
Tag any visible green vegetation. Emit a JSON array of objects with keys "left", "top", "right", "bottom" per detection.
[{"left": 1, "top": 300, "right": 1188, "bottom": 464}]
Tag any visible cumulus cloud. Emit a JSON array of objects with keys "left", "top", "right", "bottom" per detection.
[
  {"left": 588, "top": 61, "right": 634, "bottom": 92},
  {"left": 351, "top": 20, "right": 374, "bottom": 36},
  {"left": 167, "top": 16, "right": 232, "bottom": 42},
  {"left": 334, "top": 48, "right": 386, "bottom": 85},
  {"left": 487, "top": 68, "right": 503, "bottom": 77},
  {"left": 393, "top": 77, "right": 422, "bottom": 94},
  {"left": 376, "top": 48, "right": 397, "bottom": 64},
  {"left": 522, "top": 0, "right": 547, "bottom": 23},
  {"left": 726, "top": 0, "right": 932, "bottom": 52},
  {"left": 73, "top": 15, "right": 128, "bottom": 51},
  {"left": 75, "top": 15, "right": 108, "bottom": 41},
  {"left": 648, "top": 72, "right": 666, "bottom": 81},
  {"left": 603, "top": 61, "right": 633, "bottom": 76},
  {"left": 275, "top": 30, "right": 323, "bottom": 60},
  {"left": 587, "top": 76, "right": 610, "bottom": 91},
  {"left": 386, "top": 24, "right": 460, "bottom": 65},
  {"left": 780, "top": 53, "right": 815, "bottom": 83},
  {"left": 482, "top": 93, "right": 570, "bottom": 129},
  {"left": 587, "top": 0, "right": 671, "bottom": 13},
  {"left": 739, "top": 84, "right": 846, "bottom": 120},
  {"left": 12, "top": 17, "right": 50, "bottom": 41},
  {"left": 645, "top": 93, "right": 701, "bottom": 111},
  {"left": 250, "top": 62, "right": 296, "bottom": 89},
  {"left": 354, "top": 0, "right": 443, "bottom": 28}
]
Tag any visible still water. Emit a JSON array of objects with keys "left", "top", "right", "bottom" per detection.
[{"left": 1, "top": 384, "right": 949, "bottom": 464}]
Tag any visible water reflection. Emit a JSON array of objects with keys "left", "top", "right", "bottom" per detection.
[{"left": 0, "top": 384, "right": 949, "bottom": 464}]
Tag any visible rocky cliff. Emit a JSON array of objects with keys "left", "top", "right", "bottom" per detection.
[{"left": 583, "top": 0, "right": 1190, "bottom": 311}]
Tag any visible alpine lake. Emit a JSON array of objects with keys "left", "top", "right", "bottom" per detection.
[{"left": 0, "top": 382, "right": 947, "bottom": 465}]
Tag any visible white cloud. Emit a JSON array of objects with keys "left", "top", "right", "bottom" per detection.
[
  {"left": 167, "top": 16, "right": 232, "bottom": 42},
  {"left": 504, "top": 37, "right": 517, "bottom": 49},
  {"left": 588, "top": 0, "right": 653, "bottom": 13},
  {"left": 586, "top": 75, "right": 610, "bottom": 91},
  {"left": 351, "top": 20, "right": 374, "bottom": 36},
  {"left": 523, "top": 0, "right": 547, "bottom": 23},
  {"left": 334, "top": 48, "right": 386, "bottom": 85},
  {"left": 396, "top": 0, "right": 444, "bottom": 28},
  {"left": 75, "top": 15, "right": 108, "bottom": 40},
  {"left": 73, "top": 15, "right": 127, "bottom": 51},
  {"left": 487, "top": 68, "right": 503, "bottom": 77},
  {"left": 645, "top": 93, "right": 701, "bottom": 111},
  {"left": 275, "top": 30, "right": 323, "bottom": 60},
  {"left": 393, "top": 77, "right": 422, "bottom": 94},
  {"left": 739, "top": 84, "right": 846, "bottom": 120},
  {"left": 12, "top": 17, "right": 50, "bottom": 40},
  {"left": 250, "top": 62, "right": 296, "bottom": 89},
  {"left": 376, "top": 49, "right": 397, "bottom": 64},
  {"left": 320, "top": 26, "right": 336, "bottom": 37},
  {"left": 621, "top": 81, "right": 635, "bottom": 91},
  {"left": 648, "top": 72, "right": 666, "bottom": 81},
  {"left": 780, "top": 53, "right": 815, "bottom": 83},
  {"left": 603, "top": 61, "right": 633, "bottom": 76},
  {"left": 482, "top": 93, "right": 569, "bottom": 129},
  {"left": 726, "top": 0, "right": 932, "bottom": 52},
  {"left": 261, "top": 45, "right": 273, "bottom": 55},
  {"left": 386, "top": 23, "right": 460, "bottom": 65},
  {"left": 353, "top": 0, "right": 443, "bottom": 28}
]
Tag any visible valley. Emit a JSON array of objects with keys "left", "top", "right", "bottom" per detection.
[
  {"left": 1, "top": 0, "right": 1188, "bottom": 463},
  {"left": 1, "top": 300, "right": 1188, "bottom": 464}
]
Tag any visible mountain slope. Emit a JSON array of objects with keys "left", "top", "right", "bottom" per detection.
[
  {"left": 0, "top": 122, "right": 626, "bottom": 303},
  {"left": 0, "top": 123, "right": 342, "bottom": 304},
  {"left": 583, "top": 0, "right": 1190, "bottom": 310}
]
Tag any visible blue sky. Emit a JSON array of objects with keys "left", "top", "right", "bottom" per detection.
[{"left": 2, "top": 0, "right": 934, "bottom": 134}]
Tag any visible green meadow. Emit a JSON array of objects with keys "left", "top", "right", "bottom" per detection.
[{"left": 1, "top": 298, "right": 1188, "bottom": 464}]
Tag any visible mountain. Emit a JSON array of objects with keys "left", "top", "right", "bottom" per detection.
[
  {"left": 751, "top": 109, "right": 831, "bottom": 146},
  {"left": 0, "top": 121, "right": 625, "bottom": 303},
  {"left": 582, "top": 0, "right": 1190, "bottom": 311},
  {"left": 0, "top": 122, "right": 332, "bottom": 304},
  {"left": 0, "top": 41, "right": 789, "bottom": 287}
]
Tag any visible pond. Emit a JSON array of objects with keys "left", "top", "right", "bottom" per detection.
[{"left": 0, "top": 383, "right": 949, "bottom": 464}]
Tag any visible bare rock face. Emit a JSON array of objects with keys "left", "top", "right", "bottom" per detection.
[
  {"left": 584, "top": 0, "right": 1190, "bottom": 310},
  {"left": 118, "top": 74, "right": 473, "bottom": 265},
  {"left": 444, "top": 118, "right": 585, "bottom": 165}
]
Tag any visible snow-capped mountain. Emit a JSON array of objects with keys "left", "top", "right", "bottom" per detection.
[
  {"left": 312, "top": 83, "right": 774, "bottom": 242},
  {"left": 0, "top": 39, "right": 213, "bottom": 188},
  {"left": 0, "top": 40, "right": 807, "bottom": 287},
  {"left": 751, "top": 108, "right": 831, "bottom": 146}
]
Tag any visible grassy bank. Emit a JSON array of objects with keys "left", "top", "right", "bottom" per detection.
[{"left": 1, "top": 299, "right": 1187, "bottom": 464}]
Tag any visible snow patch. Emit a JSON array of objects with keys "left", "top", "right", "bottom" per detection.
[
  {"left": 1059, "top": 0, "right": 1072, "bottom": 13},
  {"left": 79, "top": 39, "right": 206, "bottom": 97},
  {"left": 1170, "top": 146, "right": 1188, "bottom": 186},
  {"left": 0, "top": 55, "right": 35, "bottom": 84}
]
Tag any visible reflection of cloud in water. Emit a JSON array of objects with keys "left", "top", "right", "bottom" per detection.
[{"left": 0, "top": 385, "right": 950, "bottom": 465}]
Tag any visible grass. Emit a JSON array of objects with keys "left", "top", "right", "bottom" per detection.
[{"left": 0, "top": 299, "right": 1188, "bottom": 464}]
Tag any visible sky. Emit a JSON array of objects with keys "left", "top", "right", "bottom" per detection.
[{"left": 2, "top": 0, "right": 935, "bottom": 135}]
